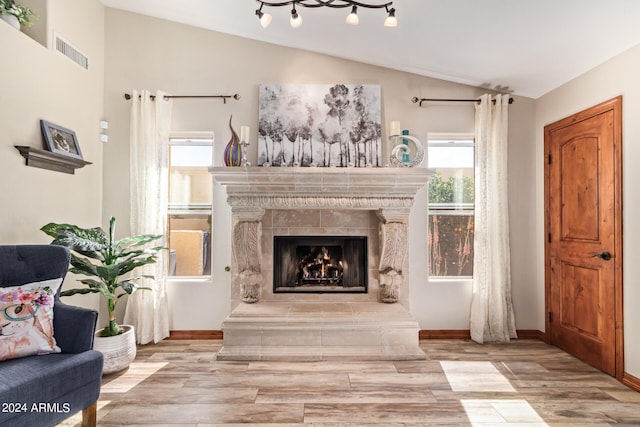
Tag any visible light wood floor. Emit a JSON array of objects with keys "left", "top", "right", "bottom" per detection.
[{"left": 60, "top": 339, "right": 640, "bottom": 426}]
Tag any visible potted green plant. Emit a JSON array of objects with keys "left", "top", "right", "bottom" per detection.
[
  {"left": 0, "top": 0, "right": 35, "bottom": 29},
  {"left": 41, "top": 217, "right": 164, "bottom": 374}
]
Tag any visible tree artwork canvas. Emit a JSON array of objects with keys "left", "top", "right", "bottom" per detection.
[{"left": 258, "top": 84, "right": 382, "bottom": 167}]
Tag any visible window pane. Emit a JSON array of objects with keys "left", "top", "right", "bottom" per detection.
[
  {"left": 170, "top": 145, "right": 213, "bottom": 167},
  {"left": 168, "top": 143, "right": 213, "bottom": 277},
  {"left": 168, "top": 214, "right": 211, "bottom": 276},
  {"left": 428, "top": 213, "right": 474, "bottom": 277},
  {"left": 169, "top": 145, "right": 213, "bottom": 207},
  {"left": 428, "top": 170, "right": 474, "bottom": 205},
  {"left": 428, "top": 145, "right": 474, "bottom": 169},
  {"left": 427, "top": 135, "right": 475, "bottom": 279}
]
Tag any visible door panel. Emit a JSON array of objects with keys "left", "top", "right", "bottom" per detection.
[
  {"left": 560, "top": 136, "right": 599, "bottom": 241},
  {"left": 544, "top": 97, "right": 622, "bottom": 378},
  {"left": 560, "top": 262, "right": 601, "bottom": 338}
]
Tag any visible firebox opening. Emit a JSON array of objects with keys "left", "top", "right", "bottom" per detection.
[{"left": 273, "top": 236, "right": 368, "bottom": 294}]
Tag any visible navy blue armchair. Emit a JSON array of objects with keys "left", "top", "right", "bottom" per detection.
[{"left": 0, "top": 245, "right": 103, "bottom": 427}]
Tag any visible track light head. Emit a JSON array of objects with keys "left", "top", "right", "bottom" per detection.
[
  {"left": 290, "top": 6, "right": 303, "bottom": 28},
  {"left": 384, "top": 7, "right": 397, "bottom": 27},
  {"left": 256, "top": 9, "right": 273, "bottom": 28},
  {"left": 346, "top": 5, "right": 359, "bottom": 25}
]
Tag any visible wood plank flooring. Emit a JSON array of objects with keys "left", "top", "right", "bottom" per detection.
[{"left": 59, "top": 339, "right": 640, "bottom": 426}]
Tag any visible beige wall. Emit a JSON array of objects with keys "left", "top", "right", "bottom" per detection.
[
  {"left": 103, "top": 9, "right": 538, "bottom": 333},
  {"left": 0, "top": 0, "right": 104, "bottom": 312},
  {"left": 536, "top": 43, "right": 640, "bottom": 378}
]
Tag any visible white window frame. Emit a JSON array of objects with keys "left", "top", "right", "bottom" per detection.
[
  {"left": 427, "top": 133, "right": 475, "bottom": 282},
  {"left": 167, "top": 131, "right": 214, "bottom": 282}
]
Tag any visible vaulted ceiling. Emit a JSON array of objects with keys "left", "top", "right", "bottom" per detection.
[{"left": 101, "top": 0, "right": 640, "bottom": 98}]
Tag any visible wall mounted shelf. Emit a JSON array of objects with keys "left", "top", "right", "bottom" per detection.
[{"left": 15, "top": 146, "right": 92, "bottom": 174}]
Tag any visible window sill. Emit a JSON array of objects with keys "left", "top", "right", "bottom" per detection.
[
  {"left": 428, "top": 277, "right": 473, "bottom": 285},
  {"left": 167, "top": 276, "right": 213, "bottom": 284}
]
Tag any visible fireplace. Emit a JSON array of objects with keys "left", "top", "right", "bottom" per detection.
[
  {"left": 210, "top": 167, "right": 432, "bottom": 361},
  {"left": 273, "top": 236, "right": 368, "bottom": 293}
]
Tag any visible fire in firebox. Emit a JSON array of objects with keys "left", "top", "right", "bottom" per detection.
[
  {"left": 274, "top": 236, "right": 367, "bottom": 294},
  {"left": 297, "top": 246, "right": 344, "bottom": 286}
]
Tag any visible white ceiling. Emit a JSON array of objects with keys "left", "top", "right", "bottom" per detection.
[{"left": 100, "top": 0, "right": 640, "bottom": 99}]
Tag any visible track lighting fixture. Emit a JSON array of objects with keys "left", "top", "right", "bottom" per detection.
[{"left": 255, "top": 1, "right": 396, "bottom": 29}]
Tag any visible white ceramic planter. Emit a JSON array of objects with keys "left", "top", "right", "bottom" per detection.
[
  {"left": 0, "top": 13, "right": 20, "bottom": 30},
  {"left": 93, "top": 325, "right": 137, "bottom": 375}
]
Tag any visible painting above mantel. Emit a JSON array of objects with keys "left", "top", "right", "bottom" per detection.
[{"left": 258, "top": 84, "right": 382, "bottom": 168}]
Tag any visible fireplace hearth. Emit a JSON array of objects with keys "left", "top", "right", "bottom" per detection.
[{"left": 273, "top": 236, "right": 367, "bottom": 293}]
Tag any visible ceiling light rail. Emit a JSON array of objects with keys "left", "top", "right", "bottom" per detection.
[
  {"left": 123, "top": 93, "right": 241, "bottom": 104},
  {"left": 256, "top": 0, "right": 397, "bottom": 28},
  {"left": 411, "top": 96, "right": 514, "bottom": 107}
]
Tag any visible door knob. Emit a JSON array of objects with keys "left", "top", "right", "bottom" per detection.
[{"left": 592, "top": 251, "right": 612, "bottom": 261}]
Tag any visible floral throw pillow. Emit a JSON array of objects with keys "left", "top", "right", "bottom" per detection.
[{"left": 0, "top": 278, "right": 62, "bottom": 362}]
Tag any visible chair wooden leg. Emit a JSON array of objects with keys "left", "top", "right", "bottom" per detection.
[{"left": 81, "top": 402, "right": 97, "bottom": 427}]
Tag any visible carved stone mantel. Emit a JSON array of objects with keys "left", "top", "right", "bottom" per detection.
[
  {"left": 210, "top": 167, "right": 431, "bottom": 209},
  {"left": 210, "top": 167, "right": 432, "bottom": 304}
]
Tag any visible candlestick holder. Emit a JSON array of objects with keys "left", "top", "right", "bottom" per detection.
[
  {"left": 388, "top": 134, "right": 425, "bottom": 167},
  {"left": 240, "top": 139, "right": 251, "bottom": 167}
]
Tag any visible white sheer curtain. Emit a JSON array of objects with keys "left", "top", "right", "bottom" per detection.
[
  {"left": 124, "top": 89, "right": 172, "bottom": 344},
  {"left": 469, "top": 94, "right": 517, "bottom": 343}
]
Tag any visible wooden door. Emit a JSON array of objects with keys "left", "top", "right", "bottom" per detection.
[{"left": 544, "top": 96, "right": 623, "bottom": 378}]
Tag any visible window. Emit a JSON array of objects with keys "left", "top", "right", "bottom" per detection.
[
  {"left": 167, "top": 132, "right": 213, "bottom": 278},
  {"left": 427, "top": 134, "right": 474, "bottom": 278}
]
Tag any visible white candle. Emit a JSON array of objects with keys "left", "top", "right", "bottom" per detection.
[
  {"left": 240, "top": 126, "right": 250, "bottom": 142},
  {"left": 389, "top": 121, "right": 401, "bottom": 136}
]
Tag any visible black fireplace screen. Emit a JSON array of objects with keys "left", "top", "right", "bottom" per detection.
[{"left": 273, "top": 236, "right": 367, "bottom": 293}]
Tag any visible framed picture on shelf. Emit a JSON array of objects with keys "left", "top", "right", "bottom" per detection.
[{"left": 40, "top": 120, "right": 83, "bottom": 160}]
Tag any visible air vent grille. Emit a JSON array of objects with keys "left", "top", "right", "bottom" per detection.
[{"left": 55, "top": 35, "right": 88, "bottom": 70}]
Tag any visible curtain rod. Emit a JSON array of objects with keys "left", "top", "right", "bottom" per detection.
[
  {"left": 411, "top": 96, "right": 514, "bottom": 107},
  {"left": 123, "top": 93, "right": 241, "bottom": 103}
]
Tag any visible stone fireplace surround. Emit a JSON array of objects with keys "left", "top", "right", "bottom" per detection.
[{"left": 210, "top": 167, "right": 431, "bottom": 361}]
